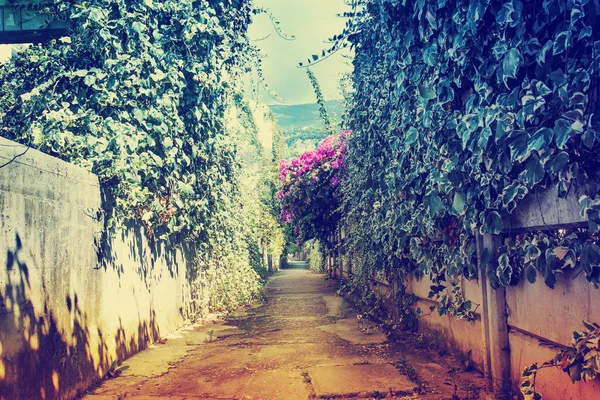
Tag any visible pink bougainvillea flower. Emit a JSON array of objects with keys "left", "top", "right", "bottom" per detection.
[{"left": 276, "top": 131, "right": 351, "bottom": 242}]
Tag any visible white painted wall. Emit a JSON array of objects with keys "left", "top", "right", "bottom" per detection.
[{"left": 0, "top": 137, "right": 192, "bottom": 399}]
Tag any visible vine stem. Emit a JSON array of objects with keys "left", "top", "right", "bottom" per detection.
[{"left": 0, "top": 147, "right": 29, "bottom": 170}]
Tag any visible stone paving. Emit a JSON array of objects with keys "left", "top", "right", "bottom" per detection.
[{"left": 83, "top": 262, "right": 488, "bottom": 400}]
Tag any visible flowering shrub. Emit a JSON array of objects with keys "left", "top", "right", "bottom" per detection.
[{"left": 278, "top": 131, "right": 350, "bottom": 244}]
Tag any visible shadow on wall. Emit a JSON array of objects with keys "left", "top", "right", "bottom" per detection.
[
  {"left": 97, "top": 188, "right": 196, "bottom": 320},
  {"left": 96, "top": 187, "right": 184, "bottom": 286},
  {"left": 0, "top": 141, "right": 196, "bottom": 399},
  {"left": 0, "top": 232, "right": 163, "bottom": 399}
]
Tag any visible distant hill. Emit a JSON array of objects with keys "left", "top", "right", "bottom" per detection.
[
  {"left": 268, "top": 100, "right": 346, "bottom": 158},
  {"left": 268, "top": 100, "right": 345, "bottom": 130}
]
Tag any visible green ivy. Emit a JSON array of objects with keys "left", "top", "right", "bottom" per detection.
[
  {"left": 340, "top": 0, "right": 600, "bottom": 319},
  {"left": 0, "top": 0, "right": 284, "bottom": 313},
  {"left": 0, "top": 0, "right": 253, "bottom": 242},
  {"left": 306, "top": 68, "right": 336, "bottom": 134},
  {"left": 306, "top": 239, "right": 326, "bottom": 273}
]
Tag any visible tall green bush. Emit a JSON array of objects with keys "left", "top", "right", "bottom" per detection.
[{"left": 0, "top": 0, "right": 253, "bottom": 242}]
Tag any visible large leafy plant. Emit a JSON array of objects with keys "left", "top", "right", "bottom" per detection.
[
  {"left": 496, "top": 230, "right": 600, "bottom": 289},
  {"left": 0, "top": 0, "right": 252, "bottom": 243}
]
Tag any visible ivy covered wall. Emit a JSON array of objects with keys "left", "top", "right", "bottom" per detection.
[
  {"left": 0, "top": 0, "right": 285, "bottom": 314},
  {"left": 342, "top": 0, "right": 600, "bottom": 317}
]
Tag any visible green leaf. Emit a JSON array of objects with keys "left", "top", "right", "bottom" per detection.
[
  {"left": 553, "top": 31, "right": 571, "bottom": 55},
  {"left": 545, "top": 152, "right": 570, "bottom": 174},
  {"left": 502, "top": 182, "right": 527, "bottom": 207},
  {"left": 525, "top": 264, "right": 537, "bottom": 284},
  {"left": 452, "top": 191, "right": 466, "bottom": 215},
  {"left": 405, "top": 127, "right": 419, "bottom": 146},
  {"left": 537, "top": 40, "right": 553, "bottom": 65},
  {"left": 554, "top": 119, "right": 572, "bottom": 149},
  {"left": 426, "top": 190, "right": 443, "bottom": 217},
  {"left": 84, "top": 75, "right": 97, "bottom": 86},
  {"left": 536, "top": 81, "right": 552, "bottom": 97},
  {"left": 519, "top": 155, "right": 544, "bottom": 187},
  {"left": 483, "top": 211, "right": 503, "bottom": 234},
  {"left": 581, "top": 130, "right": 596, "bottom": 149},
  {"left": 507, "top": 129, "right": 529, "bottom": 161},
  {"left": 438, "top": 85, "right": 454, "bottom": 104},
  {"left": 419, "top": 85, "right": 437, "bottom": 101},
  {"left": 528, "top": 128, "right": 554, "bottom": 152},
  {"left": 478, "top": 127, "right": 492, "bottom": 149},
  {"left": 568, "top": 362, "right": 583, "bottom": 383},
  {"left": 582, "top": 321, "right": 598, "bottom": 332},
  {"left": 526, "top": 245, "right": 541, "bottom": 262},
  {"left": 581, "top": 243, "right": 600, "bottom": 275},
  {"left": 503, "top": 48, "right": 523, "bottom": 85},
  {"left": 497, "top": 253, "right": 512, "bottom": 286},
  {"left": 543, "top": 263, "right": 556, "bottom": 289}
]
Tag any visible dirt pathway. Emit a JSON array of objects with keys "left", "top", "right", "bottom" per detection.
[{"left": 84, "top": 262, "right": 488, "bottom": 400}]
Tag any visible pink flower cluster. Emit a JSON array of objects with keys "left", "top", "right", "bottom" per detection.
[
  {"left": 279, "top": 130, "right": 351, "bottom": 183},
  {"left": 277, "top": 131, "right": 351, "bottom": 232}
]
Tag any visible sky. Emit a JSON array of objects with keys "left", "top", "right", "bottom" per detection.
[
  {"left": 0, "top": 1, "right": 353, "bottom": 104},
  {"left": 248, "top": 0, "right": 353, "bottom": 105}
]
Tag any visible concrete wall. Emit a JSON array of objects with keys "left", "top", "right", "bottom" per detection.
[
  {"left": 329, "top": 185, "right": 600, "bottom": 399},
  {"left": 406, "top": 270, "right": 600, "bottom": 398},
  {"left": 0, "top": 138, "right": 192, "bottom": 399},
  {"left": 506, "top": 269, "right": 600, "bottom": 399},
  {"left": 407, "top": 274, "right": 486, "bottom": 371}
]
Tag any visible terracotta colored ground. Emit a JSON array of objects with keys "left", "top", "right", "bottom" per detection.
[{"left": 83, "top": 262, "right": 490, "bottom": 400}]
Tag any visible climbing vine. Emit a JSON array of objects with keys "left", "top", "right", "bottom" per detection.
[
  {"left": 306, "top": 68, "right": 336, "bottom": 134},
  {"left": 496, "top": 229, "right": 600, "bottom": 289},
  {"left": 335, "top": 0, "right": 600, "bottom": 321},
  {"left": 306, "top": 239, "right": 326, "bottom": 273},
  {"left": 297, "top": 0, "right": 364, "bottom": 68},
  {"left": 0, "top": 0, "right": 253, "bottom": 241},
  {"left": 0, "top": 0, "right": 285, "bottom": 312}
]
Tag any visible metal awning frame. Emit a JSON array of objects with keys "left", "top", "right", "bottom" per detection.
[{"left": 0, "top": 4, "right": 68, "bottom": 44}]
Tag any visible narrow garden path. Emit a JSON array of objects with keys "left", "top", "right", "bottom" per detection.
[{"left": 84, "top": 263, "right": 488, "bottom": 400}]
